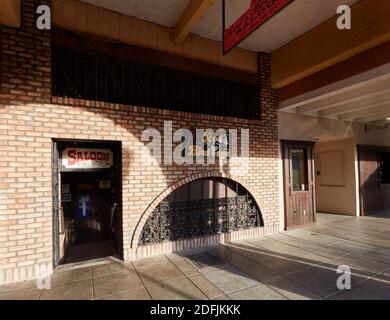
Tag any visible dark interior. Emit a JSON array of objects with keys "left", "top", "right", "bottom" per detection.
[{"left": 55, "top": 141, "right": 122, "bottom": 264}]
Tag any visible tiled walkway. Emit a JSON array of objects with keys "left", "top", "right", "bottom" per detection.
[{"left": 1, "top": 212, "right": 390, "bottom": 300}]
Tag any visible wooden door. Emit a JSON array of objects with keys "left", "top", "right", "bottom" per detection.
[
  {"left": 378, "top": 151, "right": 390, "bottom": 210},
  {"left": 358, "top": 146, "right": 382, "bottom": 214},
  {"left": 283, "top": 141, "right": 316, "bottom": 230}
]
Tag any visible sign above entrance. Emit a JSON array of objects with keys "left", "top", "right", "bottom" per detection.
[
  {"left": 61, "top": 148, "right": 113, "bottom": 170},
  {"left": 223, "top": 0, "right": 294, "bottom": 54}
]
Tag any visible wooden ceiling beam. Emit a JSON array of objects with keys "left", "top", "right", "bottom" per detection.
[
  {"left": 370, "top": 119, "right": 390, "bottom": 125},
  {"left": 297, "top": 81, "right": 390, "bottom": 115},
  {"left": 52, "top": 29, "right": 259, "bottom": 86},
  {"left": 357, "top": 111, "right": 390, "bottom": 123},
  {"left": 272, "top": 0, "right": 390, "bottom": 89},
  {"left": 174, "top": 0, "right": 214, "bottom": 44},
  {"left": 319, "top": 88, "right": 390, "bottom": 117},
  {"left": 52, "top": 0, "right": 258, "bottom": 75},
  {"left": 278, "top": 41, "right": 390, "bottom": 104},
  {"left": 340, "top": 103, "right": 390, "bottom": 121},
  {"left": 321, "top": 100, "right": 390, "bottom": 118}
]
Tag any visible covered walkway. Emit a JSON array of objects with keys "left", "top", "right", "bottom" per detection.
[{"left": 1, "top": 213, "right": 390, "bottom": 300}]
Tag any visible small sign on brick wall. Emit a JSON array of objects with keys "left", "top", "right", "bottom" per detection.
[{"left": 61, "top": 148, "right": 113, "bottom": 170}]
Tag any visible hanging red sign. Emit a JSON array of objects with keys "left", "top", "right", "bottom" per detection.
[{"left": 223, "top": 0, "right": 294, "bottom": 54}]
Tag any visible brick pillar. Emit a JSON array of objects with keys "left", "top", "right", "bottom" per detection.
[
  {"left": 257, "top": 52, "right": 280, "bottom": 228},
  {"left": 258, "top": 52, "right": 278, "bottom": 130},
  {"left": 257, "top": 52, "right": 279, "bottom": 159},
  {"left": 0, "top": 0, "right": 52, "bottom": 105}
]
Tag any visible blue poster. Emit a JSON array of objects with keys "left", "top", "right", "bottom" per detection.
[{"left": 76, "top": 194, "right": 93, "bottom": 220}]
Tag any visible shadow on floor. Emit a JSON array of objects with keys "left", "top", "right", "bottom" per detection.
[
  {"left": 64, "top": 240, "right": 117, "bottom": 264},
  {"left": 1, "top": 212, "right": 390, "bottom": 300}
]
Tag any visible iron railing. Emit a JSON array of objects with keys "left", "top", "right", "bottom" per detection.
[
  {"left": 140, "top": 195, "right": 261, "bottom": 245},
  {"left": 52, "top": 47, "right": 261, "bottom": 120}
]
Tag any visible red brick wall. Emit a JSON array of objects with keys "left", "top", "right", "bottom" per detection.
[
  {"left": 0, "top": 0, "right": 51, "bottom": 105},
  {"left": 0, "top": 0, "right": 279, "bottom": 284}
]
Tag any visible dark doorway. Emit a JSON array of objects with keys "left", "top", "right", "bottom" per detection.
[
  {"left": 282, "top": 141, "right": 316, "bottom": 230},
  {"left": 52, "top": 140, "right": 122, "bottom": 266},
  {"left": 358, "top": 145, "right": 390, "bottom": 215}
]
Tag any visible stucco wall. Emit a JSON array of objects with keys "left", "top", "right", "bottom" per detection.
[
  {"left": 278, "top": 112, "right": 390, "bottom": 217},
  {"left": 314, "top": 139, "right": 358, "bottom": 216}
]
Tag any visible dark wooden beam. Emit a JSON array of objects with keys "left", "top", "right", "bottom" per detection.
[
  {"left": 272, "top": 0, "right": 390, "bottom": 88},
  {"left": 174, "top": 0, "right": 214, "bottom": 44},
  {"left": 278, "top": 40, "right": 390, "bottom": 103},
  {"left": 52, "top": 29, "right": 259, "bottom": 86}
]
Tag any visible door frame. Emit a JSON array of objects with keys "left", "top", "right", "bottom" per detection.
[
  {"left": 51, "top": 139, "right": 123, "bottom": 268},
  {"left": 282, "top": 140, "right": 317, "bottom": 231},
  {"left": 357, "top": 144, "right": 390, "bottom": 216}
]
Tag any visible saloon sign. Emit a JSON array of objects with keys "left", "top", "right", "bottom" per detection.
[
  {"left": 223, "top": 0, "right": 294, "bottom": 54},
  {"left": 61, "top": 148, "right": 113, "bottom": 170}
]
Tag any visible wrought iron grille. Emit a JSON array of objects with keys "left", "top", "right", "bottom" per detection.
[
  {"left": 52, "top": 47, "right": 260, "bottom": 120},
  {"left": 140, "top": 195, "right": 262, "bottom": 245}
]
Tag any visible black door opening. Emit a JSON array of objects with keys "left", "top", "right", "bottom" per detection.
[{"left": 52, "top": 140, "right": 122, "bottom": 266}]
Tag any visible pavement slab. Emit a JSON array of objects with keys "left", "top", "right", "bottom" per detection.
[
  {"left": 228, "top": 284, "right": 287, "bottom": 300},
  {"left": 40, "top": 279, "right": 93, "bottom": 300},
  {"left": 1, "top": 213, "right": 390, "bottom": 300},
  {"left": 93, "top": 270, "right": 143, "bottom": 298},
  {"left": 147, "top": 277, "right": 208, "bottom": 300}
]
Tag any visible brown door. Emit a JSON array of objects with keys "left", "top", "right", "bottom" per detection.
[
  {"left": 379, "top": 151, "right": 390, "bottom": 209},
  {"left": 358, "top": 147, "right": 380, "bottom": 214},
  {"left": 357, "top": 146, "right": 390, "bottom": 215},
  {"left": 283, "top": 141, "right": 316, "bottom": 230}
]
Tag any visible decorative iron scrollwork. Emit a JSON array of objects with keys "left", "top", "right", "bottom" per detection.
[{"left": 140, "top": 195, "right": 261, "bottom": 245}]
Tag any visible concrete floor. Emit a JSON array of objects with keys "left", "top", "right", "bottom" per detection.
[
  {"left": 64, "top": 240, "right": 117, "bottom": 264},
  {"left": 1, "top": 212, "right": 390, "bottom": 300}
]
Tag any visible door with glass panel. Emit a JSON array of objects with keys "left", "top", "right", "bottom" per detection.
[{"left": 283, "top": 141, "right": 316, "bottom": 230}]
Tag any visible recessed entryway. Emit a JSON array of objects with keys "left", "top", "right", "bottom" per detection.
[{"left": 52, "top": 140, "right": 123, "bottom": 266}]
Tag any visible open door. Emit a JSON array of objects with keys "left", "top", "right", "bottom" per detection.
[
  {"left": 52, "top": 140, "right": 123, "bottom": 267},
  {"left": 283, "top": 141, "right": 316, "bottom": 230}
]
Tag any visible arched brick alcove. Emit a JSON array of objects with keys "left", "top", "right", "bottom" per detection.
[{"left": 130, "top": 171, "right": 264, "bottom": 256}]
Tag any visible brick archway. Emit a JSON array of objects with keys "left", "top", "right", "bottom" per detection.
[{"left": 131, "top": 171, "right": 260, "bottom": 249}]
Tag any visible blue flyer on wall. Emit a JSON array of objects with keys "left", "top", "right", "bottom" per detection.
[{"left": 76, "top": 194, "right": 93, "bottom": 220}]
